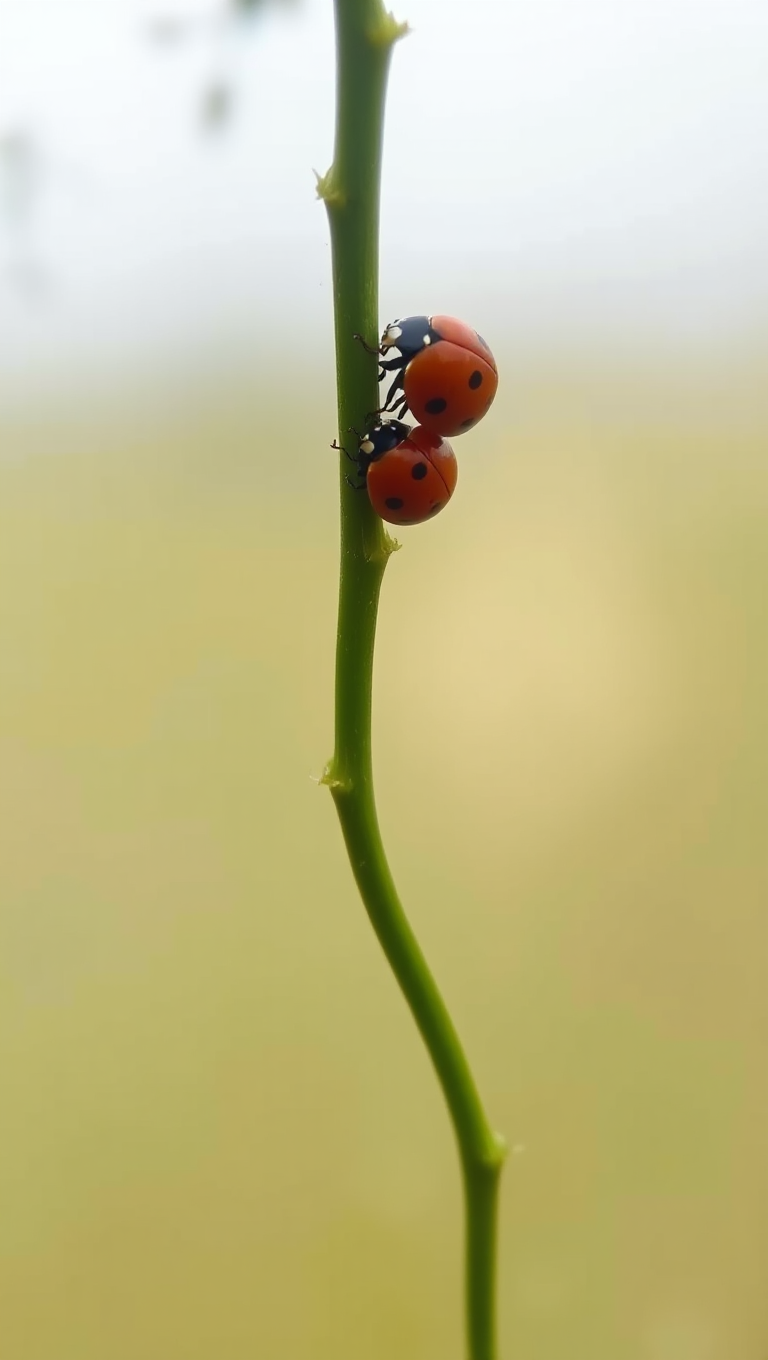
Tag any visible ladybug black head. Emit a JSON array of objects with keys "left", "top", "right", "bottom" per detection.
[
  {"left": 358, "top": 418, "right": 412, "bottom": 463},
  {"left": 379, "top": 316, "right": 435, "bottom": 360}
]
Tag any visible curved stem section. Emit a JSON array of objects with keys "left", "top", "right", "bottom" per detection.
[{"left": 318, "top": 2, "right": 506, "bottom": 1356}]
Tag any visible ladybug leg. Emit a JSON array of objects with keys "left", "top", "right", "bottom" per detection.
[
  {"left": 345, "top": 475, "right": 367, "bottom": 491},
  {"left": 377, "top": 358, "right": 405, "bottom": 383},
  {"left": 353, "top": 332, "right": 381, "bottom": 357},
  {"left": 380, "top": 393, "right": 408, "bottom": 421},
  {"left": 336, "top": 432, "right": 374, "bottom": 469},
  {"left": 381, "top": 370, "right": 405, "bottom": 411},
  {"left": 334, "top": 438, "right": 369, "bottom": 475},
  {"left": 380, "top": 393, "right": 409, "bottom": 421}
]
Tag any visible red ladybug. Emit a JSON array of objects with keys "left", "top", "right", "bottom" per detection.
[
  {"left": 375, "top": 315, "right": 498, "bottom": 437},
  {"left": 352, "top": 419, "right": 458, "bottom": 526}
]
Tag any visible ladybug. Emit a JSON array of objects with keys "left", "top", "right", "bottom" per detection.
[
  {"left": 345, "top": 418, "right": 458, "bottom": 526},
  {"left": 373, "top": 315, "right": 498, "bottom": 437}
]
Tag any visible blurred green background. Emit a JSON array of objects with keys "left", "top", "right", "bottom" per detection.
[
  {"left": 2, "top": 361, "right": 767, "bottom": 1359},
  {"left": 2, "top": 1, "right": 768, "bottom": 1358}
]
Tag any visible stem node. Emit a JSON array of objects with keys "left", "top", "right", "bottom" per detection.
[
  {"left": 315, "top": 167, "right": 345, "bottom": 207},
  {"left": 320, "top": 762, "right": 351, "bottom": 793},
  {"left": 368, "top": 13, "right": 410, "bottom": 47}
]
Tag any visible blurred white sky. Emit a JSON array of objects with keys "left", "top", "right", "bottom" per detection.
[{"left": 1, "top": 0, "right": 767, "bottom": 405}]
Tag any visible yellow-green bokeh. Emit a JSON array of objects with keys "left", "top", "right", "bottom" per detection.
[{"left": 1, "top": 363, "right": 767, "bottom": 1359}]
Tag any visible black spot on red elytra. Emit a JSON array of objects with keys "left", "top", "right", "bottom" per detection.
[
  {"left": 411, "top": 462, "right": 428, "bottom": 480},
  {"left": 468, "top": 370, "right": 483, "bottom": 389},
  {"left": 425, "top": 397, "right": 448, "bottom": 415},
  {"left": 385, "top": 496, "right": 404, "bottom": 510},
  {"left": 459, "top": 416, "right": 475, "bottom": 431},
  {"left": 429, "top": 502, "right": 443, "bottom": 515}
]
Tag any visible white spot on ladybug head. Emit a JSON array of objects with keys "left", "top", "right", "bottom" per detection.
[
  {"left": 422, "top": 334, "right": 431, "bottom": 345},
  {"left": 381, "top": 323, "right": 402, "bottom": 349},
  {"left": 360, "top": 438, "right": 374, "bottom": 455}
]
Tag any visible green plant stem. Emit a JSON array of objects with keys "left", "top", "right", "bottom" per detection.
[{"left": 317, "top": 3, "right": 506, "bottom": 1357}]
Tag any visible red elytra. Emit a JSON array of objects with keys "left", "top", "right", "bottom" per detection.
[
  {"left": 365, "top": 425, "right": 458, "bottom": 526},
  {"left": 379, "top": 315, "right": 498, "bottom": 437}
]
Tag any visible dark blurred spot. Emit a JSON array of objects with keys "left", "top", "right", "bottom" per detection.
[
  {"left": 146, "top": 16, "right": 191, "bottom": 44},
  {"left": 201, "top": 82, "right": 235, "bottom": 131}
]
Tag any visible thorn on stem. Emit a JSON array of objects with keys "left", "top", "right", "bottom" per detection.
[
  {"left": 319, "top": 762, "right": 351, "bottom": 793},
  {"left": 368, "top": 13, "right": 410, "bottom": 48},
  {"left": 314, "top": 167, "right": 345, "bottom": 207}
]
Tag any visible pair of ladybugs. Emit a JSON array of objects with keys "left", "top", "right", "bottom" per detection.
[{"left": 338, "top": 314, "right": 498, "bottom": 527}]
